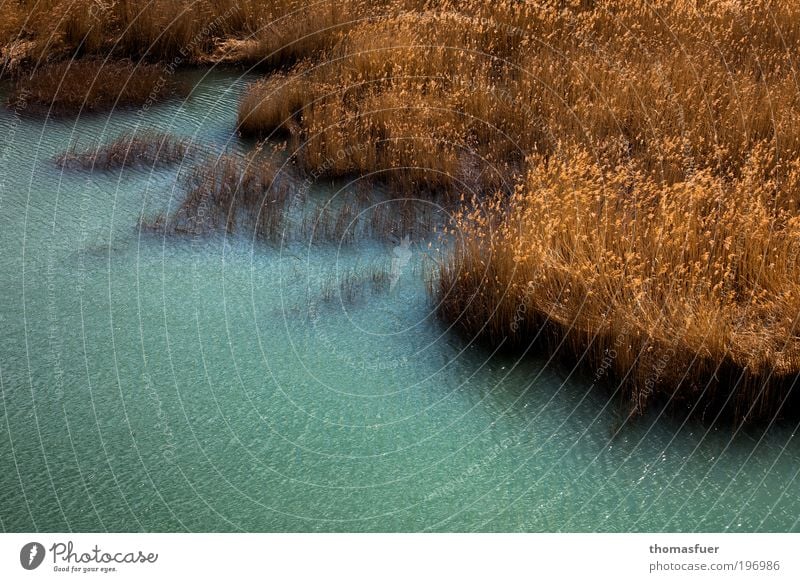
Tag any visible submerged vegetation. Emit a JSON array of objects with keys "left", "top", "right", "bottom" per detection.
[
  {"left": 312, "top": 264, "right": 393, "bottom": 311},
  {"left": 56, "top": 131, "right": 191, "bottom": 170},
  {"left": 438, "top": 147, "right": 800, "bottom": 422},
  {"left": 6, "top": 0, "right": 800, "bottom": 422}
]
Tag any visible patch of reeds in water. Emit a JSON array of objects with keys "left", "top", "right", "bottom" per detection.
[
  {"left": 237, "top": 69, "right": 307, "bottom": 138},
  {"left": 55, "top": 131, "right": 191, "bottom": 170},
  {"left": 293, "top": 195, "right": 442, "bottom": 247},
  {"left": 7, "top": 59, "right": 187, "bottom": 116},
  {"left": 434, "top": 146, "right": 800, "bottom": 424},
  {"left": 300, "top": 202, "right": 361, "bottom": 246}
]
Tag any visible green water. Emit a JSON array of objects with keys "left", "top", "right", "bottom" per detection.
[{"left": 1, "top": 69, "right": 798, "bottom": 532}]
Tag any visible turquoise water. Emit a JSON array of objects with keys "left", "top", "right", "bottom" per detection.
[{"left": 1, "top": 68, "right": 798, "bottom": 532}]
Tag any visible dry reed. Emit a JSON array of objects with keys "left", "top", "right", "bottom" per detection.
[
  {"left": 11, "top": 0, "right": 800, "bottom": 421},
  {"left": 172, "top": 152, "right": 291, "bottom": 237},
  {"left": 0, "top": 0, "right": 396, "bottom": 67}
]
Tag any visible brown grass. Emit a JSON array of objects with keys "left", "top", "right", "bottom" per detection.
[
  {"left": 238, "top": 0, "right": 800, "bottom": 422},
  {"left": 7, "top": 58, "right": 185, "bottom": 115},
  {"left": 212, "top": 0, "right": 378, "bottom": 68},
  {"left": 235, "top": 1, "right": 800, "bottom": 193},
  {"left": 10, "top": 0, "right": 800, "bottom": 421},
  {"left": 0, "top": 0, "right": 395, "bottom": 67},
  {"left": 157, "top": 152, "right": 292, "bottom": 237}
]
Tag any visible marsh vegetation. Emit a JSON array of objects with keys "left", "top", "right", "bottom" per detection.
[
  {"left": 6, "top": 59, "right": 186, "bottom": 115},
  {"left": 55, "top": 131, "right": 191, "bottom": 170},
  {"left": 6, "top": 0, "right": 800, "bottom": 422}
]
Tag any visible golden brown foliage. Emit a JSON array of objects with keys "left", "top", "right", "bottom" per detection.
[
  {"left": 238, "top": 69, "right": 308, "bottom": 137},
  {"left": 0, "top": 0, "right": 397, "bottom": 65},
  {"left": 236, "top": 1, "right": 800, "bottom": 191},
  {"left": 55, "top": 131, "right": 191, "bottom": 170}
]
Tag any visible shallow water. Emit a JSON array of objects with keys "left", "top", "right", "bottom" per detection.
[{"left": 0, "top": 68, "right": 798, "bottom": 532}]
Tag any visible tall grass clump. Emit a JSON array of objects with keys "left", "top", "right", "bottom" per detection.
[
  {"left": 0, "top": 0, "right": 399, "bottom": 69},
  {"left": 436, "top": 145, "right": 800, "bottom": 423},
  {"left": 170, "top": 153, "right": 290, "bottom": 236},
  {"left": 7, "top": 59, "right": 186, "bottom": 115},
  {"left": 140, "top": 149, "right": 302, "bottom": 243},
  {"left": 12, "top": 0, "right": 800, "bottom": 422},
  {"left": 236, "top": 5, "right": 531, "bottom": 193},
  {"left": 238, "top": 68, "right": 309, "bottom": 137},
  {"left": 213, "top": 0, "right": 379, "bottom": 68}
]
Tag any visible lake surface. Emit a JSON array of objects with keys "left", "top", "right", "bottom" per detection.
[{"left": 1, "top": 68, "right": 798, "bottom": 532}]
